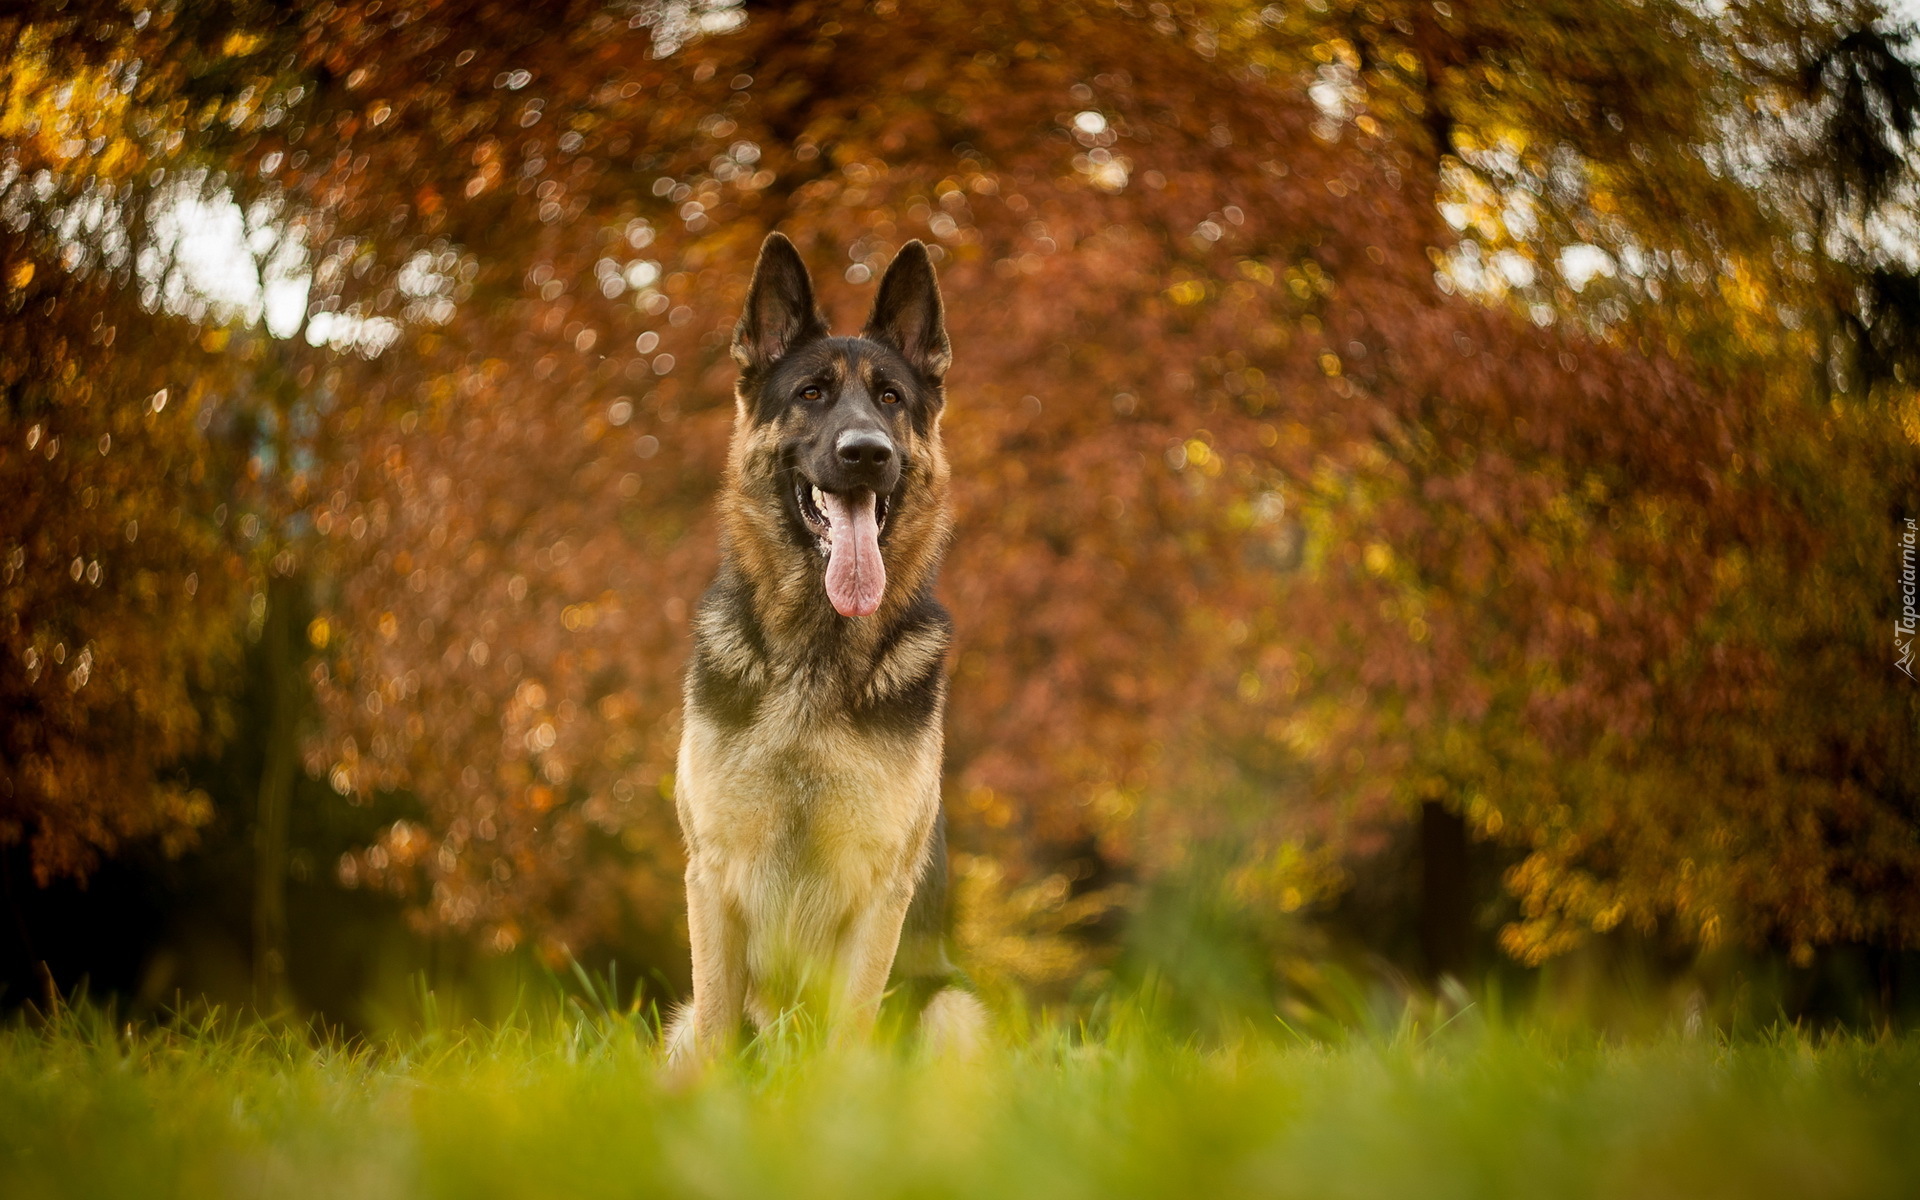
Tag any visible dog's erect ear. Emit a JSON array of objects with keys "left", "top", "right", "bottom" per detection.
[
  {"left": 732, "top": 232, "right": 827, "bottom": 371},
  {"left": 863, "top": 240, "right": 951, "bottom": 381}
]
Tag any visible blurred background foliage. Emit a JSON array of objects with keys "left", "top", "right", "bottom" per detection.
[{"left": 2, "top": 0, "right": 1918, "bottom": 1034}]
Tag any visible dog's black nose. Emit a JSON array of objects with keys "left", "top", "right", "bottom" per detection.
[{"left": 836, "top": 431, "right": 893, "bottom": 470}]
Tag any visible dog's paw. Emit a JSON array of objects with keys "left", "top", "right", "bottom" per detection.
[
  {"left": 917, "top": 988, "right": 989, "bottom": 1060},
  {"left": 660, "top": 1001, "right": 698, "bottom": 1062}
]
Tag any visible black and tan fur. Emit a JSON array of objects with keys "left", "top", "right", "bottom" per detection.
[{"left": 666, "top": 234, "right": 984, "bottom": 1059}]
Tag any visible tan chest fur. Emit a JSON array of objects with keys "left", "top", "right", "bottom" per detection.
[{"left": 677, "top": 673, "right": 943, "bottom": 982}]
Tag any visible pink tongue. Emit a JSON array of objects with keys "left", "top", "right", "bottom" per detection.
[{"left": 819, "top": 489, "right": 885, "bottom": 618}]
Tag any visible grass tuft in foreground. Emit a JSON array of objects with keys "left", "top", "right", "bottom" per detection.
[{"left": 3, "top": 996, "right": 1919, "bottom": 1199}]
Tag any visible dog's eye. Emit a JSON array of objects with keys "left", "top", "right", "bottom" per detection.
[
  {"left": 880, "top": 389, "right": 900, "bottom": 405},
  {"left": 800, "top": 385, "right": 823, "bottom": 401}
]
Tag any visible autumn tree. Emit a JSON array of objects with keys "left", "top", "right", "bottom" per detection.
[
  {"left": 265, "top": 0, "right": 1916, "bottom": 978},
  {"left": 242, "top": 0, "right": 1466, "bottom": 959},
  {"left": 1209, "top": 0, "right": 1920, "bottom": 967},
  {"left": 6, "top": 0, "right": 1916, "bottom": 999},
  {"left": 0, "top": 6, "right": 291, "bottom": 883}
]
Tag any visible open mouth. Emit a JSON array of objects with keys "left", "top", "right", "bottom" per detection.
[
  {"left": 795, "top": 476, "right": 891, "bottom": 558},
  {"left": 794, "top": 474, "right": 892, "bottom": 618}
]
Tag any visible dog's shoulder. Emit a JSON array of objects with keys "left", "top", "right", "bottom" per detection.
[
  {"left": 686, "top": 570, "right": 770, "bottom": 731},
  {"left": 851, "top": 588, "right": 951, "bottom": 739}
]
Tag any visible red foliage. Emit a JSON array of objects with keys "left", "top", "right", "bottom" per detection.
[{"left": 8, "top": 0, "right": 1917, "bottom": 969}]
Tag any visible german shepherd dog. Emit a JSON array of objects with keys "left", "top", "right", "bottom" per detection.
[{"left": 665, "top": 234, "right": 985, "bottom": 1060}]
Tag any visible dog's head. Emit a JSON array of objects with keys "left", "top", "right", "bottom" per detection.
[{"left": 722, "top": 233, "right": 952, "bottom": 620}]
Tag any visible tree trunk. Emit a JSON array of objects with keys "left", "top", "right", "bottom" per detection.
[
  {"left": 252, "top": 575, "right": 301, "bottom": 1009},
  {"left": 1419, "top": 800, "right": 1472, "bottom": 983}
]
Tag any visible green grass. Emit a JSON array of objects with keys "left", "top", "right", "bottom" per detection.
[{"left": 4, "top": 998, "right": 1919, "bottom": 1200}]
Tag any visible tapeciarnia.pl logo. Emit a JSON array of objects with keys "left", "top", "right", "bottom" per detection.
[{"left": 1899, "top": 517, "right": 1917, "bottom": 680}]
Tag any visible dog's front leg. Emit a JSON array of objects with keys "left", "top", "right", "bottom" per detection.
[
  {"left": 829, "top": 879, "right": 918, "bottom": 1040},
  {"left": 681, "top": 865, "right": 747, "bottom": 1060}
]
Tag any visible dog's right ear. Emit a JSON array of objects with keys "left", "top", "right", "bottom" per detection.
[{"left": 732, "top": 232, "right": 827, "bottom": 372}]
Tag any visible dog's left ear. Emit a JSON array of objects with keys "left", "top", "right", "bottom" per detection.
[{"left": 864, "top": 240, "right": 951, "bottom": 382}]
